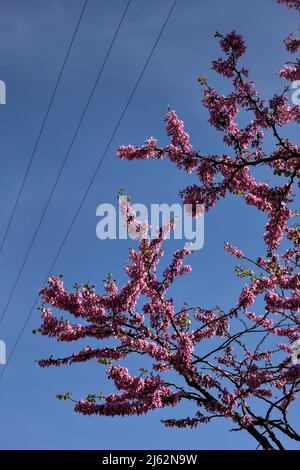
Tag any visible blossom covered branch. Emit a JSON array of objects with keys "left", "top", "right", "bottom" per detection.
[{"left": 37, "top": 0, "right": 300, "bottom": 450}]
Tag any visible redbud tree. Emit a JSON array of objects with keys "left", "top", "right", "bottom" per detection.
[{"left": 37, "top": 0, "right": 300, "bottom": 450}]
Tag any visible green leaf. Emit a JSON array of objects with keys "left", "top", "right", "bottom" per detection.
[
  {"left": 56, "top": 392, "right": 71, "bottom": 401},
  {"left": 86, "top": 394, "right": 96, "bottom": 404}
]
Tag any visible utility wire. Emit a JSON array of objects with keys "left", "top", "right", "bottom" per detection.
[
  {"left": 0, "top": 0, "right": 132, "bottom": 326},
  {"left": 0, "top": 0, "right": 177, "bottom": 382},
  {"left": 0, "top": 0, "right": 88, "bottom": 256}
]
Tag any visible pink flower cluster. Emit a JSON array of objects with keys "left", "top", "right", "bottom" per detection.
[
  {"left": 212, "top": 31, "right": 246, "bottom": 78},
  {"left": 75, "top": 365, "right": 180, "bottom": 417},
  {"left": 278, "top": 0, "right": 300, "bottom": 11},
  {"left": 224, "top": 242, "right": 244, "bottom": 259},
  {"left": 117, "top": 110, "right": 198, "bottom": 174},
  {"left": 285, "top": 34, "right": 300, "bottom": 53}
]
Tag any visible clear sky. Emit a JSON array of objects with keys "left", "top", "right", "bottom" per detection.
[{"left": 0, "top": 0, "right": 299, "bottom": 450}]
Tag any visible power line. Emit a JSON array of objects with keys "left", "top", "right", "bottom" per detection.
[
  {"left": 0, "top": 0, "right": 132, "bottom": 327},
  {"left": 0, "top": 0, "right": 88, "bottom": 257},
  {"left": 0, "top": 0, "right": 178, "bottom": 382}
]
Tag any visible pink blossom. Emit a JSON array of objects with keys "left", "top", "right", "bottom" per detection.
[
  {"left": 285, "top": 34, "right": 300, "bottom": 53},
  {"left": 224, "top": 242, "right": 244, "bottom": 259},
  {"left": 277, "top": 0, "right": 300, "bottom": 11}
]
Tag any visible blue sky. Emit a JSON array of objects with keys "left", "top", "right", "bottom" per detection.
[{"left": 0, "top": 0, "right": 299, "bottom": 450}]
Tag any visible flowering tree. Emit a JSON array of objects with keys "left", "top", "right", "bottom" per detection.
[{"left": 37, "top": 0, "right": 300, "bottom": 450}]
